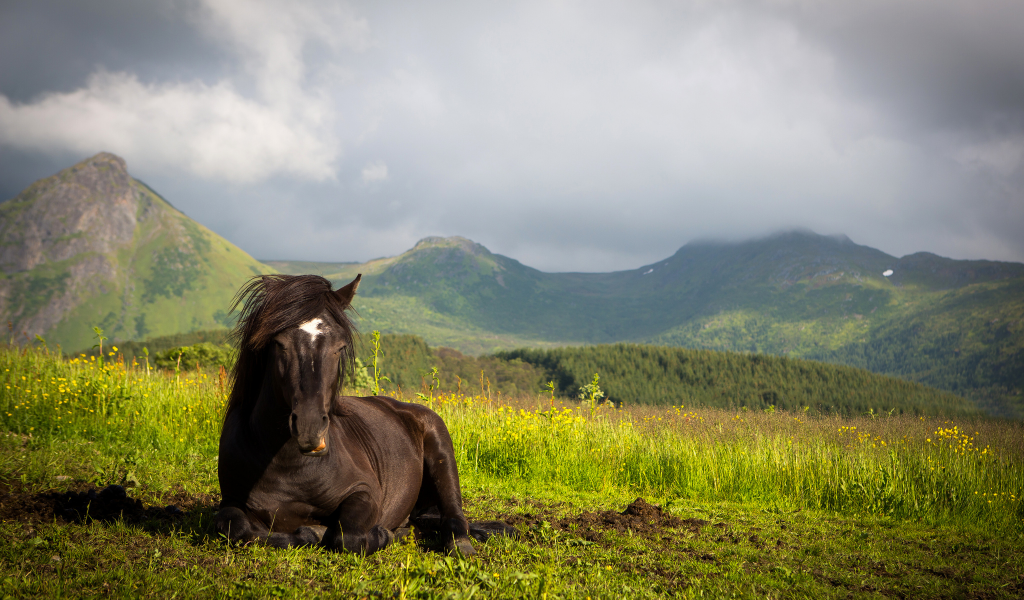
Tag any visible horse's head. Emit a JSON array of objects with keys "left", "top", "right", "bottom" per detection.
[
  {"left": 228, "top": 273, "right": 361, "bottom": 457},
  {"left": 269, "top": 275, "right": 361, "bottom": 456}
]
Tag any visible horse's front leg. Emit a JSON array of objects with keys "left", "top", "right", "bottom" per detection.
[
  {"left": 421, "top": 414, "right": 476, "bottom": 556},
  {"left": 215, "top": 506, "right": 321, "bottom": 548},
  {"left": 321, "top": 491, "right": 395, "bottom": 555}
]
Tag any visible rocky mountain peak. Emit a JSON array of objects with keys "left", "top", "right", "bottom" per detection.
[{"left": 0, "top": 152, "right": 139, "bottom": 273}]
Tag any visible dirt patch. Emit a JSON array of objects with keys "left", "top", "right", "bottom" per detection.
[
  {"left": 507, "top": 497, "right": 709, "bottom": 542},
  {"left": 0, "top": 484, "right": 196, "bottom": 525}
]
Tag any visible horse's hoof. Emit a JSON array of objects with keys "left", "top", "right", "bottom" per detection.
[
  {"left": 295, "top": 526, "right": 324, "bottom": 545},
  {"left": 308, "top": 525, "right": 328, "bottom": 541},
  {"left": 469, "top": 520, "right": 519, "bottom": 542},
  {"left": 446, "top": 537, "right": 477, "bottom": 557},
  {"left": 393, "top": 527, "right": 413, "bottom": 542}
]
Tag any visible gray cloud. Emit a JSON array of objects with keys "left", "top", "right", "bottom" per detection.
[
  {"left": 1, "top": 0, "right": 1022, "bottom": 272},
  {"left": 0, "top": 0, "right": 229, "bottom": 102},
  {"left": 775, "top": 0, "right": 1024, "bottom": 133}
]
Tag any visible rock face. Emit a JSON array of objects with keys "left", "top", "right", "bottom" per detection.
[
  {"left": 0, "top": 153, "right": 137, "bottom": 272},
  {"left": 0, "top": 153, "right": 270, "bottom": 351}
]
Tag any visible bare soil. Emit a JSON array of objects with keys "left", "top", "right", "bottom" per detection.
[{"left": 505, "top": 497, "right": 707, "bottom": 542}]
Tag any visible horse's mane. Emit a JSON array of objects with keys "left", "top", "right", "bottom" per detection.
[{"left": 225, "top": 274, "right": 357, "bottom": 416}]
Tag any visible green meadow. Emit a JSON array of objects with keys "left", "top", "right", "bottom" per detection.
[{"left": 1, "top": 345, "right": 1022, "bottom": 598}]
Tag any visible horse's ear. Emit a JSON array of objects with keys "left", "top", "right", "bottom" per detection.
[{"left": 335, "top": 274, "right": 361, "bottom": 306}]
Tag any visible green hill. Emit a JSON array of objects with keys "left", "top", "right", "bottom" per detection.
[
  {"left": 212, "top": 330, "right": 963, "bottom": 417},
  {"left": 0, "top": 153, "right": 272, "bottom": 352},
  {"left": 272, "top": 233, "right": 1024, "bottom": 417},
  {"left": 811, "top": 277, "right": 1024, "bottom": 417}
]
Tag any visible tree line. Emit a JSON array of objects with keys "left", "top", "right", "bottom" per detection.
[{"left": 72, "top": 329, "right": 979, "bottom": 417}]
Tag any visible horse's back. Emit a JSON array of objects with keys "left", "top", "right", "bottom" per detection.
[{"left": 335, "top": 394, "right": 447, "bottom": 438}]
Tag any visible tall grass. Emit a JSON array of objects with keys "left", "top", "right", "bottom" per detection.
[
  {"left": 434, "top": 394, "right": 1023, "bottom": 532},
  {"left": 1, "top": 346, "right": 1021, "bottom": 534},
  {"left": 1, "top": 346, "right": 225, "bottom": 490}
]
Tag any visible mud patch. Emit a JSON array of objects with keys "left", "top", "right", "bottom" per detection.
[{"left": 507, "top": 497, "right": 709, "bottom": 542}]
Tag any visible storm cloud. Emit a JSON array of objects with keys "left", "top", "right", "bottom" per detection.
[{"left": 1, "top": 0, "right": 1021, "bottom": 271}]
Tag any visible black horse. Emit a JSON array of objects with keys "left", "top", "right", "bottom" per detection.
[{"left": 215, "top": 274, "right": 489, "bottom": 555}]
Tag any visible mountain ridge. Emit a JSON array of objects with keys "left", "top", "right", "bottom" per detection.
[{"left": 271, "top": 231, "right": 1024, "bottom": 416}]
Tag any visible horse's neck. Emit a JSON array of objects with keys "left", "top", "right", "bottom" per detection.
[{"left": 246, "top": 372, "right": 291, "bottom": 444}]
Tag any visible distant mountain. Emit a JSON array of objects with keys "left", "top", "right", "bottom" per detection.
[
  {"left": 0, "top": 153, "right": 270, "bottom": 351},
  {"left": 4, "top": 153, "right": 1020, "bottom": 416},
  {"left": 271, "top": 233, "right": 1024, "bottom": 417}
]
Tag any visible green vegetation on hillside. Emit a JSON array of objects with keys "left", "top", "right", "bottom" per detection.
[
  {"left": 362, "top": 334, "right": 978, "bottom": 417},
  {"left": 352, "top": 295, "right": 562, "bottom": 355},
  {"left": 356, "top": 334, "right": 547, "bottom": 397},
  {"left": 499, "top": 344, "right": 979, "bottom": 416},
  {"left": 87, "top": 330, "right": 978, "bottom": 417},
  {"left": 813, "top": 277, "right": 1024, "bottom": 419},
  {"left": 272, "top": 233, "right": 1024, "bottom": 417}
]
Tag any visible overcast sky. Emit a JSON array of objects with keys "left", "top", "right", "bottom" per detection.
[{"left": 1, "top": 0, "right": 1022, "bottom": 272}]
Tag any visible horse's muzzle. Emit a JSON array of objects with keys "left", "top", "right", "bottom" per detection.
[
  {"left": 300, "top": 436, "right": 329, "bottom": 456},
  {"left": 292, "top": 410, "right": 329, "bottom": 456}
]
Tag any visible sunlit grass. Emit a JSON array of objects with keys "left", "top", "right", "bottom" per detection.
[
  {"left": 427, "top": 392, "right": 1023, "bottom": 533},
  {"left": 1, "top": 347, "right": 224, "bottom": 449},
  {"left": 2, "top": 345, "right": 1022, "bottom": 534}
]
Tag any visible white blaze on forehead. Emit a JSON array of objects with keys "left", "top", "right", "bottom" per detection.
[{"left": 298, "top": 318, "right": 324, "bottom": 340}]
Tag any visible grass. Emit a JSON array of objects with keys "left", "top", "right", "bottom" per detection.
[
  {"left": 3, "top": 499, "right": 1022, "bottom": 599},
  {"left": 439, "top": 396, "right": 1022, "bottom": 532},
  {"left": 1, "top": 345, "right": 1023, "bottom": 598},
  {"left": 0, "top": 347, "right": 223, "bottom": 494}
]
